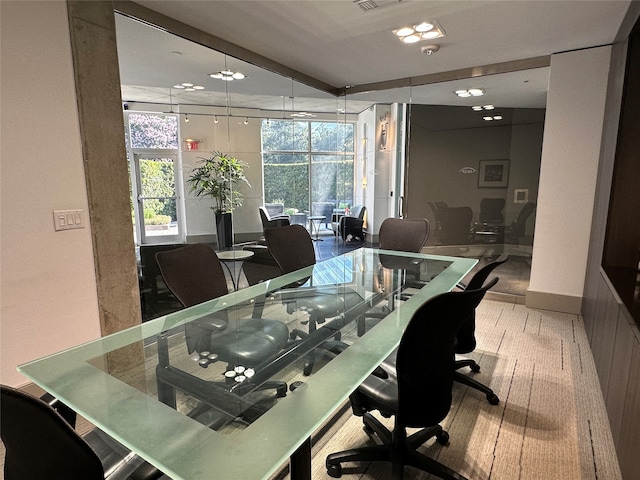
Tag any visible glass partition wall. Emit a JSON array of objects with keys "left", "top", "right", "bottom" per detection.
[{"left": 116, "top": 11, "right": 544, "bottom": 320}]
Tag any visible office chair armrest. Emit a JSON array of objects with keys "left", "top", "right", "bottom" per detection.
[{"left": 194, "top": 313, "right": 228, "bottom": 332}]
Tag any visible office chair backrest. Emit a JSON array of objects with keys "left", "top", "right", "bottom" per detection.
[
  {"left": 479, "top": 197, "right": 506, "bottom": 224},
  {"left": 155, "top": 244, "right": 228, "bottom": 307},
  {"left": 264, "top": 224, "right": 316, "bottom": 274},
  {"left": 512, "top": 202, "right": 536, "bottom": 237},
  {"left": 378, "top": 218, "right": 429, "bottom": 252},
  {"left": 438, "top": 206, "right": 473, "bottom": 245},
  {"left": 395, "top": 278, "right": 498, "bottom": 428},
  {"left": 1, "top": 385, "right": 104, "bottom": 480},
  {"left": 455, "top": 254, "right": 508, "bottom": 354}
]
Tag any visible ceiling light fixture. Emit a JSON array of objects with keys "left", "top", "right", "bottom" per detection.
[
  {"left": 209, "top": 70, "right": 247, "bottom": 81},
  {"left": 172, "top": 82, "right": 205, "bottom": 92},
  {"left": 472, "top": 104, "right": 494, "bottom": 111},
  {"left": 455, "top": 88, "right": 485, "bottom": 98},
  {"left": 483, "top": 115, "right": 503, "bottom": 121},
  {"left": 392, "top": 20, "right": 445, "bottom": 45},
  {"left": 213, "top": 115, "right": 218, "bottom": 124}
]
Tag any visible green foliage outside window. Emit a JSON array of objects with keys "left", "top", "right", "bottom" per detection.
[{"left": 262, "top": 120, "right": 354, "bottom": 212}]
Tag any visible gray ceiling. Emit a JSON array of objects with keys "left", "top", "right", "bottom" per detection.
[{"left": 116, "top": 0, "right": 632, "bottom": 115}]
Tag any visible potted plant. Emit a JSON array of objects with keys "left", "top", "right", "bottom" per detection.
[{"left": 187, "top": 151, "right": 250, "bottom": 248}]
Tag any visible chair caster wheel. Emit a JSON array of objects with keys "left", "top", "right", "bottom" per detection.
[
  {"left": 487, "top": 393, "right": 500, "bottom": 405},
  {"left": 470, "top": 363, "right": 481, "bottom": 373},
  {"left": 303, "top": 363, "right": 313, "bottom": 376},
  {"left": 436, "top": 430, "right": 449, "bottom": 445},
  {"left": 327, "top": 463, "right": 342, "bottom": 478},
  {"left": 276, "top": 385, "right": 288, "bottom": 398}
]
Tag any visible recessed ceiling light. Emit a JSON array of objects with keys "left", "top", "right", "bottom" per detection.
[
  {"left": 472, "top": 106, "right": 483, "bottom": 111},
  {"left": 421, "top": 31, "right": 441, "bottom": 40},
  {"left": 414, "top": 22, "right": 434, "bottom": 33},
  {"left": 392, "top": 20, "right": 444, "bottom": 45},
  {"left": 209, "top": 71, "right": 247, "bottom": 81},
  {"left": 455, "top": 88, "right": 484, "bottom": 98},
  {"left": 396, "top": 26, "right": 415, "bottom": 37},
  {"left": 402, "top": 34, "right": 422, "bottom": 44},
  {"left": 172, "top": 82, "right": 204, "bottom": 92}
]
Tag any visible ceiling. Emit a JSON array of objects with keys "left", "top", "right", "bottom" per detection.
[{"left": 116, "top": 0, "right": 633, "bottom": 115}]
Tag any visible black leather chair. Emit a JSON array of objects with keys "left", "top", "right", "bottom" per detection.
[
  {"left": 454, "top": 254, "right": 508, "bottom": 405},
  {"left": 331, "top": 205, "right": 366, "bottom": 242},
  {"left": 378, "top": 217, "right": 429, "bottom": 253},
  {"left": 0, "top": 385, "right": 164, "bottom": 480},
  {"left": 438, "top": 206, "right": 473, "bottom": 245},
  {"left": 264, "top": 224, "right": 363, "bottom": 374},
  {"left": 138, "top": 243, "right": 184, "bottom": 321},
  {"left": 504, "top": 202, "right": 536, "bottom": 245},
  {"left": 155, "top": 244, "right": 291, "bottom": 384},
  {"left": 325, "top": 279, "right": 498, "bottom": 480},
  {"left": 360, "top": 218, "right": 431, "bottom": 335},
  {"left": 259, "top": 206, "right": 290, "bottom": 231},
  {"left": 479, "top": 197, "right": 506, "bottom": 224},
  {"left": 427, "top": 201, "right": 448, "bottom": 243}
]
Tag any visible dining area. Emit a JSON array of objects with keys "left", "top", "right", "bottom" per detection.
[{"left": 13, "top": 224, "right": 485, "bottom": 480}]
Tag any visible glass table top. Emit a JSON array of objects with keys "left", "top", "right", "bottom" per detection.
[{"left": 19, "top": 248, "right": 476, "bottom": 480}]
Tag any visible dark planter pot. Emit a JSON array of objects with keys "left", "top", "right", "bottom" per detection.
[{"left": 215, "top": 212, "right": 233, "bottom": 248}]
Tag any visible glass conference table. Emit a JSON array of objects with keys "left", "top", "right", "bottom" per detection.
[{"left": 19, "top": 248, "right": 476, "bottom": 480}]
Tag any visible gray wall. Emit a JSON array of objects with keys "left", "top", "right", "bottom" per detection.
[
  {"left": 407, "top": 105, "right": 544, "bottom": 244},
  {"left": 582, "top": 13, "right": 640, "bottom": 479}
]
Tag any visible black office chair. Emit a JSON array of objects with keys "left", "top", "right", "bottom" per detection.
[
  {"left": 360, "top": 218, "right": 431, "bottom": 335},
  {"left": 155, "top": 244, "right": 291, "bottom": 387},
  {"left": 259, "top": 206, "right": 290, "bottom": 231},
  {"left": 438, "top": 206, "right": 473, "bottom": 245},
  {"left": 0, "top": 385, "right": 164, "bottom": 480},
  {"left": 378, "top": 217, "right": 429, "bottom": 252},
  {"left": 264, "top": 224, "right": 363, "bottom": 374},
  {"left": 453, "top": 254, "right": 508, "bottom": 405},
  {"left": 504, "top": 202, "right": 536, "bottom": 245},
  {"left": 479, "top": 197, "right": 506, "bottom": 224},
  {"left": 325, "top": 279, "right": 498, "bottom": 480}
]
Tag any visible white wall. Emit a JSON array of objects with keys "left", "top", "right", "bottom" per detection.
[
  {"left": 1, "top": 1, "right": 101, "bottom": 387},
  {"left": 528, "top": 46, "right": 613, "bottom": 312}
]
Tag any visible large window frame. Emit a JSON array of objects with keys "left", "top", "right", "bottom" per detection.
[{"left": 261, "top": 119, "right": 356, "bottom": 216}]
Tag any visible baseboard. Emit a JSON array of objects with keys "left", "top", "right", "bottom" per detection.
[
  {"left": 485, "top": 291, "right": 526, "bottom": 305},
  {"left": 525, "top": 290, "right": 583, "bottom": 314}
]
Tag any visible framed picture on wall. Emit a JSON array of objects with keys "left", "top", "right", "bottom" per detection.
[{"left": 478, "top": 159, "right": 510, "bottom": 188}]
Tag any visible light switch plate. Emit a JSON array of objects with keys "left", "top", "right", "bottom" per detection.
[{"left": 53, "top": 209, "right": 85, "bottom": 231}]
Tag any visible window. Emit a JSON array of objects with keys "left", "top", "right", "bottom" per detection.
[
  {"left": 262, "top": 120, "right": 355, "bottom": 216},
  {"left": 126, "top": 112, "right": 183, "bottom": 244}
]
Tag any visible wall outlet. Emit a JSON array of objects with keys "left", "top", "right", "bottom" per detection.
[{"left": 53, "top": 209, "right": 85, "bottom": 231}]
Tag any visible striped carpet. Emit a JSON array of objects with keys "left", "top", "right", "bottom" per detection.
[{"left": 275, "top": 298, "right": 621, "bottom": 480}]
